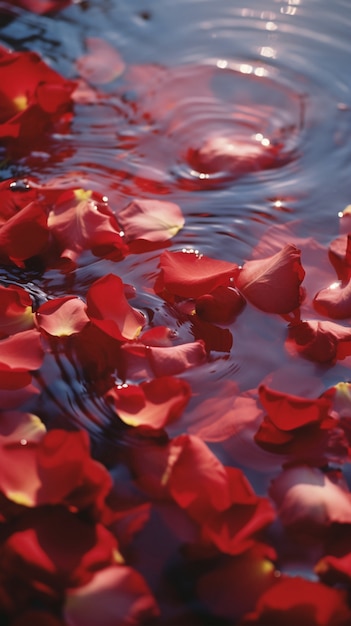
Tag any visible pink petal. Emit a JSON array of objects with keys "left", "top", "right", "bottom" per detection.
[
  {"left": 147, "top": 340, "right": 207, "bottom": 376},
  {"left": 269, "top": 466, "right": 351, "bottom": 529},
  {"left": 64, "top": 566, "right": 159, "bottom": 626},
  {"left": 118, "top": 198, "right": 184, "bottom": 243}
]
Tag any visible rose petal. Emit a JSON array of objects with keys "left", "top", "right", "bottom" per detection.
[
  {"left": 0, "top": 284, "right": 34, "bottom": 337},
  {"left": 48, "top": 190, "right": 127, "bottom": 270},
  {"left": 269, "top": 466, "right": 351, "bottom": 530},
  {"left": 64, "top": 566, "right": 159, "bottom": 626},
  {"left": 0, "top": 200, "right": 49, "bottom": 267},
  {"left": 236, "top": 243, "right": 305, "bottom": 314},
  {"left": 286, "top": 319, "right": 351, "bottom": 363},
  {"left": 156, "top": 249, "right": 238, "bottom": 299},
  {"left": 105, "top": 376, "right": 191, "bottom": 429},
  {"left": 195, "top": 286, "right": 245, "bottom": 323},
  {"left": 118, "top": 198, "right": 184, "bottom": 245},
  {"left": 258, "top": 385, "right": 332, "bottom": 431},
  {"left": 313, "top": 280, "right": 351, "bottom": 319},
  {"left": 0, "top": 329, "right": 44, "bottom": 373},
  {"left": 242, "top": 577, "right": 351, "bottom": 626},
  {"left": 36, "top": 296, "right": 89, "bottom": 337},
  {"left": 87, "top": 274, "right": 145, "bottom": 341}
]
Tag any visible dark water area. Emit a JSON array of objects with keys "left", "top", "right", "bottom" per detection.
[{"left": 1, "top": 0, "right": 351, "bottom": 623}]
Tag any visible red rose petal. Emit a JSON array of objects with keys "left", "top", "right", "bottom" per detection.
[
  {"left": 105, "top": 376, "right": 191, "bottom": 429},
  {"left": 156, "top": 249, "right": 238, "bottom": 299},
  {"left": 0, "top": 200, "right": 49, "bottom": 267},
  {"left": 48, "top": 190, "right": 127, "bottom": 270},
  {"left": 195, "top": 285, "right": 245, "bottom": 323},
  {"left": 0, "top": 284, "right": 34, "bottom": 338},
  {"left": 87, "top": 274, "right": 145, "bottom": 341},
  {"left": 36, "top": 296, "right": 89, "bottom": 337},
  {"left": 313, "top": 280, "right": 351, "bottom": 319},
  {"left": 163, "top": 435, "right": 275, "bottom": 554},
  {"left": 0, "top": 329, "right": 44, "bottom": 373},
  {"left": 258, "top": 384, "right": 332, "bottom": 431},
  {"left": 286, "top": 319, "right": 351, "bottom": 363},
  {"left": 236, "top": 243, "right": 305, "bottom": 314},
  {"left": 242, "top": 577, "right": 351, "bottom": 626}
]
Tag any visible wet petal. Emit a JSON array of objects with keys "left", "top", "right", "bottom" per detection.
[
  {"left": 156, "top": 249, "right": 238, "bottom": 299},
  {"left": 36, "top": 296, "right": 89, "bottom": 337},
  {"left": 286, "top": 319, "right": 351, "bottom": 363},
  {"left": 87, "top": 274, "right": 145, "bottom": 341},
  {"left": 48, "top": 190, "right": 127, "bottom": 270},
  {"left": 0, "top": 284, "right": 34, "bottom": 338},
  {"left": 313, "top": 280, "right": 351, "bottom": 319},
  {"left": 236, "top": 243, "right": 305, "bottom": 314},
  {"left": 118, "top": 198, "right": 184, "bottom": 243},
  {"left": 105, "top": 377, "right": 191, "bottom": 429}
]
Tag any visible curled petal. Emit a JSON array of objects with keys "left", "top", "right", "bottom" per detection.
[
  {"left": 163, "top": 435, "right": 275, "bottom": 554},
  {"left": 329, "top": 234, "right": 351, "bottom": 282},
  {"left": 313, "top": 280, "right": 351, "bottom": 319},
  {"left": 286, "top": 319, "right": 351, "bottom": 363},
  {"left": 2, "top": 507, "right": 118, "bottom": 594},
  {"left": 48, "top": 190, "right": 127, "bottom": 270},
  {"left": 87, "top": 274, "right": 145, "bottom": 341},
  {"left": 0, "top": 284, "right": 34, "bottom": 338},
  {"left": 236, "top": 243, "right": 305, "bottom": 314},
  {"left": 258, "top": 384, "right": 332, "bottom": 431},
  {"left": 269, "top": 466, "right": 351, "bottom": 530}
]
